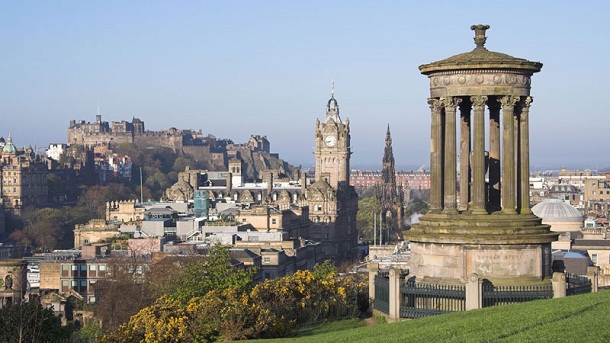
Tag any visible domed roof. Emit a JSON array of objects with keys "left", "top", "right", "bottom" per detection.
[
  {"left": 419, "top": 25, "right": 542, "bottom": 75},
  {"left": 532, "top": 199, "right": 584, "bottom": 223},
  {"left": 325, "top": 81, "right": 341, "bottom": 123},
  {"left": 2, "top": 134, "right": 16, "bottom": 154}
]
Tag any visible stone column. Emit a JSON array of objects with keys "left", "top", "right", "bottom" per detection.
[
  {"left": 368, "top": 262, "right": 379, "bottom": 309},
  {"left": 488, "top": 99, "right": 501, "bottom": 211},
  {"left": 519, "top": 97, "right": 533, "bottom": 214},
  {"left": 442, "top": 96, "right": 461, "bottom": 213},
  {"left": 465, "top": 273, "right": 482, "bottom": 310},
  {"left": 587, "top": 266, "right": 598, "bottom": 292},
  {"left": 552, "top": 272, "right": 566, "bottom": 298},
  {"left": 388, "top": 268, "right": 402, "bottom": 321},
  {"left": 500, "top": 96, "right": 519, "bottom": 214},
  {"left": 459, "top": 100, "right": 471, "bottom": 211},
  {"left": 470, "top": 95, "right": 488, "bottom": 214},
  {"left": 428, "top": 98, "right": 443, "bottom": 212}
]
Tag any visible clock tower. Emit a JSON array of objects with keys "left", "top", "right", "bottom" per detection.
[
  {"left": 308, "top": 84, "right": 358, "bottom": 262},
  {"left": 314, "top": 85, "right": 351, "bottom": 189}
]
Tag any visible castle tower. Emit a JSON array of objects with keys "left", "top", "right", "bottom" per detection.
[
  {"left": 229, "top": 158, "right": 244, "bottom": 187},
  {"left": 314, "top": 83, "right": 351, "bottom": 189},
  {"left": 376, "top": 125, "right": 404, "bottom": 241},
  {"left": 406, "top": 25, "right": 558, "bottom": 285}
]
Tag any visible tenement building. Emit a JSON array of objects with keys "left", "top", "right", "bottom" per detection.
[
  {"left": 351, "top": 170, "right": 430, "bottom": 194},
  {"left": 1, "top": 135, "right": 48, "bottom": 214},
  {"left": 406, "top": 25, "right": 558, "bottom": 285}
]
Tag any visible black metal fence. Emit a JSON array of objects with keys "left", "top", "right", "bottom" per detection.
[
  {"left": 374, "top": 273, "right": 389, "bottom": 314},
  {"left": 482, "top": 282, "right": 553, "bottom": 307},
  {"left": 399, "top": 281, "right": 465, "bottom": 318},
  {"left": 566, "top": 273, "right": 592, "bottom": 295},
  {"left": 374, "top": 271, "right": 592, "bottom": 319}
]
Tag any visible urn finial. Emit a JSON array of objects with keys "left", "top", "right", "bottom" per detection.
[{"left": 470, "top": 24, "right": 490, "bottom": 49}]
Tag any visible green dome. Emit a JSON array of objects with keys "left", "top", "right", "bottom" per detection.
[{"left": 2, "top": 135, "right": 17, "bottom": 154}]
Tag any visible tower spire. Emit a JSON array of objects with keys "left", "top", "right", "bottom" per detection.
[{"left": 325, "top": 80, "right": 340, "bottom": 122}]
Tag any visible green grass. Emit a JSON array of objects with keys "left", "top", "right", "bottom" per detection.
[
  {"left": 259, "top": 290, "right": 610, "bottom": 342},
  {"left": 296, "top": 318, "right": 367, "bottom": 337}
]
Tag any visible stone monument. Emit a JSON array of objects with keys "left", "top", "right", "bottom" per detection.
[{"left": 405, "top": 25, "right": 558, "bottom": 286}]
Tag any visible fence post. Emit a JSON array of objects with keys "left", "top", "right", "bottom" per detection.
[
  {"left": 368, "top": 262, "right": 379, "bottom": 310},
  {"left": 388, "top": 268, "right": 401, "bottom": 321},
  {"left": 552, "top": 272, "right": 566, "bottom": 298},
  {"left": 587, "top": 266, "right": 598, "bottom": 293},
  {"left": 465, "top": 273, "right": 482, "bottom": 310}
]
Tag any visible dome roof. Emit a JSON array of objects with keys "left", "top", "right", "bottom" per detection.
[
  {"left": 532, "top": 199, "right": 584, "bottom": 223},
  {"left": 2, "top": 134, "right": 16, "bottom": 154},
  {"left": 419, "top": 25, "right": 542, "bottom": 75}
]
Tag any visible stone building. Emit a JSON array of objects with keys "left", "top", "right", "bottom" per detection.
[
  {"left": 375, "top": 126, "right": 405, "bottom": 242},
  {"left": 73, "top": 219, "right": 121, "bottom": 249},
  {"left": 406, "top": 25, "right": 557, "bottom": 285},
  {"left": 309, "top": 86, "right": 358, "bottom": 261},
  {"left": 0, "top": 259, "right": 27, "bottom": 308},
  {"left": 1, "top": 135, "right": 48, "bottom": 214},
  {"left": 584, "top": 175, "right": 610, "bottom": 202},
  {"left": 39, "top": 257, "right": 109, "bottom": 304},
  {"left": 351, "top": 170, "right": 430, "bottom": 194}
]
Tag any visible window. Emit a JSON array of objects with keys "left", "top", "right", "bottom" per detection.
[
  {"left": 592, "top": 254, "right": 598, "bottom": 264},
  {"left": 263, "top": 257, "right": 271, "bottom": 264},
  {"left": 271, "top": 218, "right": 277, "bottom": 225},
  {"left": 62, "top": 265, "right": 69, "bottom": 277}
]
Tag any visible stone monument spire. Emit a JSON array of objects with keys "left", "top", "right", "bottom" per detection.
[{"left": 376, "top": 125, "right": 404, "bottom": 241}]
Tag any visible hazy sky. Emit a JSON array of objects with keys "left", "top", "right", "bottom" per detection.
[{"left": 1, "top": 1, "right": 609, "bottom": 171}]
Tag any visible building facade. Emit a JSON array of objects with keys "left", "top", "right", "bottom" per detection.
[{"left": 1, "top": 135, "right": 48, "bottom": 214}]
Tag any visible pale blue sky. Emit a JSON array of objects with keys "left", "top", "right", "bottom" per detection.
[{"left": 1, "top": 1, "right": 608, "bottom": 170}]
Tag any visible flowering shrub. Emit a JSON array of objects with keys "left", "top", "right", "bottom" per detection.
[{"left": 101, "top": 263, "right": 369, "bottom": 342}]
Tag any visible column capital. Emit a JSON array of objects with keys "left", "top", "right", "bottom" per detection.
[
  {"left": 441, "top": 96, "right": 462, "bottom": 109},
  {"left": 470, "top": 95, "right": 488, "bottom": 107},
  {"left": 427, "top": 97, "right": 442, "bottom": 110},
  {"left": 499, "top": 95, "right": 520, "bottom": 108}
]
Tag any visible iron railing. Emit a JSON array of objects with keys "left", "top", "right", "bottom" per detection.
[
  {"left": 482, "top": 283, "right": 553, "bottom": 307},
  {"left": 400, "top": 281, "right": 465, "bottom": 318},
  {"left": 566, "top": 273, "right": 592, "bottom": 295},
  {"left": 374, "top": 274, "right": 389, "bottom": 314}
]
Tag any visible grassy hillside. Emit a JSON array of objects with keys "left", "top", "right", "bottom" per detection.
[{"left": 263, "top": 290, "right": 610, "bottom": 342}]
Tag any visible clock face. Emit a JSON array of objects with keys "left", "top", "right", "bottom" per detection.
[{"left": 324, "top": 135, "right": 337, "bottom": 147}]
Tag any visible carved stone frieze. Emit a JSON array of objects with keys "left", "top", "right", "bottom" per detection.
[{"left": 428, "top": 71, "right": 532, "bottom": 97}]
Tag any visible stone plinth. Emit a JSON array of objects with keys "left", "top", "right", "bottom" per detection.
[{"left": 406, "top": 211, "right": 557, "bottom": 284}]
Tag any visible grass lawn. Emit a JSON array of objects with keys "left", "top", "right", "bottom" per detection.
[{"left": 257, "top": 290, "right": 610, "bottom": 342}]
